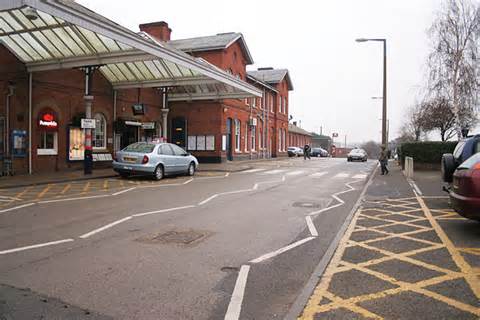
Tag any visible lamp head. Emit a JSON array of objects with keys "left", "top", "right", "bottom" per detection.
[{"left": 355, "top": 38, "right": 368, "bottom": 42}]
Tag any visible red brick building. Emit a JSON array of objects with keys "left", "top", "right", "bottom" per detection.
[
  {"left": 0, "top": 1, "right": 295, "bottom": 175},
  {"left": 0, "top": 2, "right": 262, "bottom": 174},
  {"left": 288, "top": 123, "right": 312, "bottom": 148}
]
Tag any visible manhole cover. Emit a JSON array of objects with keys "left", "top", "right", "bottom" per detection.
[
  {"left": 137, "top": 229, "right": 211, "bottom": 246},
  {"left": 292, "top": 201, "right": 321, "bottom": 208}
]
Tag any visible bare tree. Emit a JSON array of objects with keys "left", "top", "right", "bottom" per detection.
[
  {"left": 420, "top": 97, "right": 457, "bottom": 141},
  {"left": 398, "top": 103, "right": 425, "bottom": 142},
  {"left": 427, "top": 0, "right": 480, "bottom": 138}
]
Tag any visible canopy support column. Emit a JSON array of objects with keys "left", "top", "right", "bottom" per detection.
[
  {"left": 83, "top": 66, "right": 96, "bottom": 175},
  {"left": 28, "top": 72, "right": 33, "bottom": 174},
  {"left": 161, "top": 88, "right": 169, "bottom": 141}
]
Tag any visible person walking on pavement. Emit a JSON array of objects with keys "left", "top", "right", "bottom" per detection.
[
  {"left": 304, "top": 144, "right": 311, "bottom": 160},
  {"left": 379, "top": 145, "right": 389, "bottom": 175}
]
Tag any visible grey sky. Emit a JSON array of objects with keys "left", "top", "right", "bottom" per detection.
[{"left": 78, "top": 0, "right": 439, "bottom": 145}]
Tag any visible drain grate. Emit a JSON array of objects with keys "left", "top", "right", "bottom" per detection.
[
  {"left": 292, "top": 201, "right": 321, "bottom": 208},
  {"left": 137, "top": 229, "right": 211, "bottom": 246}
]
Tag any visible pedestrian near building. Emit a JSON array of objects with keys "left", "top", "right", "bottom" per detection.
[
  {"left": 379, "top": 146, "right": 389, "bottom": 175},
  {"left": 304, "top": 144, "right": 311, "bottom": 160}
]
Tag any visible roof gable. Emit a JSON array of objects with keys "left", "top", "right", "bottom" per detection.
[
  {"left": 169, "top": 32, "right": 254, "bottom": 64},
  {"left": 247, "top": 68, "right": 293, "bottom": 90}
]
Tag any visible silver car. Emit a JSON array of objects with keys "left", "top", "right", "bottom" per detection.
[{"left": 113, "top": 142, "right": 199, "bottom": 180}]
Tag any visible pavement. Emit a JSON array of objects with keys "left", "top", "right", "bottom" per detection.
[
  {"left": 297, "top": 162, "right": 480, "bottom": 320},
  {"left": 0, "top": 157, "right": 376, "bottom": 320}
]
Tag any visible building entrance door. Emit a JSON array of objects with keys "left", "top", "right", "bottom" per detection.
[
  {"left": 121, "top": 125, "right": 138, "bottom": 149},
  {"left": 226, "top": 118, "right": 233, "bottom": 161},
  {"left": 171, "top": 117, "right": 187, "bottom": 148}
]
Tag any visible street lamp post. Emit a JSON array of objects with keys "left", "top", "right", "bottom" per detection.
[{"left": 356, "top": 38, "right": 387, "bottom": 147}]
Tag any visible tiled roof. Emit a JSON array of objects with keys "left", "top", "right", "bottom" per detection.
[
  {"left": 169, "top": 32, "right": 253, "bottom": 64},
  {"left": 247, "top": 68, "right": 293, "bottom": 90},
  {"left": 289, "top": 124, "right": 312, "bottom": 136}
]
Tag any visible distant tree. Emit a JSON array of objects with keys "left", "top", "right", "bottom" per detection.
[
  {"left": 420, "top": 96, "right": 457, "bottom": 141},
  {"left": 361, "top": 141, "right": 381, "bottom": 159},
  {"left": 427, "top": 0, "right": 480, "bottom": 138}
]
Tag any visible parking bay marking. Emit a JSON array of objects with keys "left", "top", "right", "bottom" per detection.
[
  {"left": 309, "top": 172, "right": 328, "bottom": 178},
  {"left": 334, "top": 173, "right": 350, "bottom": 178},
  {"left": 0, "top": 238, "right": 74, "bottom": 255}
]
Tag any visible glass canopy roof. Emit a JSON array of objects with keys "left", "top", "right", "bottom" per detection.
[{"left": 0, "top": 0, "right": 261, "bottom": 100}]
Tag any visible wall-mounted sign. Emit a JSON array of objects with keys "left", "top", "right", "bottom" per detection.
[
  {"left": 132, "top": 104, "right": 145, "bottom": 115},
  {"left": 332, "top": 133, "right": 339, "bottom": 138},
  {"left": 12, "top": 130, "right": 27, "bottom": 158},
  {"left": 142, "top": 122, "right": 155, "bottom": 130},
  {"left": 81, "top": 118, "right": 96, "bottom": 129},
  {"left": 39, "top": 113, "right": 58, "bottom": 129}
]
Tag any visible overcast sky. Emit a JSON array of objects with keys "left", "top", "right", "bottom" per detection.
[{"left": 78, "top": 0, "right": 440, "bottom": 145}]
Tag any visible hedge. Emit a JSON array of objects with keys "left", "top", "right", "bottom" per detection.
[{"left": 398, "top": 141, "right": 457, "bottom": 165}]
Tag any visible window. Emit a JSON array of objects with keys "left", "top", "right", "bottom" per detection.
[
  {"left": 245, "top": 123, "right": 248, "bottom": 152},
  {"left": 158, "top": 144, "right": 174, "bottom": 155},
  {"left": 37, "top": 131, "right": 58, "bottom": 155},
  {"left": 125, "top": 142, "right": 155, "bottom": 153},
  {"left": 252, "top": 97, "right": 256, "bottom": 108},
  {"left": 251, "top": 126, "right": 256, "bottom": 151},
  {"left": 284, "top": 97, "right": 287, "bottom": 114},
  {"left": 278, "top": 128, "right": 282, "bottom": 151},
  {"left": 170, "top": 144, "right": 187, "bottom": 156},
  {"left": 93, "top": 113, "right": 107, "bottom": 149},
  {"left": 235, "top": 119, "right": 241, "bottom": 151},
  {"left": 283, "top": 129, "right": 286, "bottom": 151}
]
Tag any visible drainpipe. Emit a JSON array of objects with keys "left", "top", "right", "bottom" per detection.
[
  {"left": 28, "top": 73, "right": 33, "bottom": 174},
  {"left": 113, "top": 90, "right": 117, "bottom": 152},
  {"left": 249, "top": 98, "right": 253, "bottom": 160},
  {"left": 5, "top": 84, "right": 15, "bottom": 159}
]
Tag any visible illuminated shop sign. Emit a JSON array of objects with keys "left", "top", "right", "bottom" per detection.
[{"left": 39, "top": 113, "right": 58, "bottom": 129}]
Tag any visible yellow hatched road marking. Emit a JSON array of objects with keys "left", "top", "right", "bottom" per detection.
[
  {"left": 416, "top": 195, "right": 480, "bottom": 299},
  {"left": 82, "top": 182, "right": 91, "bottom": 194},
  {"left": 60, "top": 184, "right": 71, "bottom": 195},
  {"left": 103, "top": 179, "right": 108, "bottom": 190},
  {"left": 36, "top": 184, "right": 52, "bottom": 199},
  {"left": 299, "top": 198, "right": 480, "bottom": 319},
  {"left": 15, "top": 186, "right": 33, "bottom": 199}
]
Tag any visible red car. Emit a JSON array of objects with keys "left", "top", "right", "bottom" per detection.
[{"left": 448, "top": 153, "right": 480, "bottom": 221}]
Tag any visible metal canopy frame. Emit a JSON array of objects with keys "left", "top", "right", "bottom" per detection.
[{"left": 0, "top": 0, "right": 262, "bottom": 99}]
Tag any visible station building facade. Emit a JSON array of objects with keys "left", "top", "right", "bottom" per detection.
[{"left": 0, "top": 1, "right": 294, "bottom": 175}]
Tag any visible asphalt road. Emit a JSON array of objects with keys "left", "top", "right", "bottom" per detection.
[{"left": 0, "top": 157, "right": 376, "bottom": 320}]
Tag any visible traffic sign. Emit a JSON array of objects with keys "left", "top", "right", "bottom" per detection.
[{"left": 332, "top": 133, "right": 339, "bottom": 138}]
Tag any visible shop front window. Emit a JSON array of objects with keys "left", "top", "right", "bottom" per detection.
[
  {"left": 251, "top": 126, "right": 256, "bottom": 151},
  {"left": 93, "top": 113, "right": 107, "bottom": 149},
  {"left": 37, "top": 131, "right": 58, "bottom": 155}
]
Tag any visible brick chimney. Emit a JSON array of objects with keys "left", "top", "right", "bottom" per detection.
[{"left": 139, "top": 21, "right": 171, "bottom": 42}]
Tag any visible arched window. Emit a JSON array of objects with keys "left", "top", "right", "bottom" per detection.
[{"left": 93, "top": 113, "right": 107, "bottom": 149}]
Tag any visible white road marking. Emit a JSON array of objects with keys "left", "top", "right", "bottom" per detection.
[
  {"left": 198, "top": 194, "right": 219, "bottom": 205},
  {"left": 241, "top": 168, "right": 266, "bottom": 173},
  {"left": 305, "top": 216, "right": 318, "bottom": 237},
  {"left": 249, "top": 237, "right": 316, "bottom": 264},
  {"left": 183, "top": 178, "right": 194, "bottom": 184},
  {"left": 334, "top": 173, "right": 350, "bottom": 178},
  {"left": 38, "top": 194, "right": 109, "bottom": 204},
  {"left": 309, "top": 172, "right": 328, "bottom": 178},
  {"left": 352, "top": 174, "right": 367, "bottom": 179},
  {"left": 408, "top": 179, "right": 423, "bottom": 196},
  {"left": 0, "top": 238, "right": 74, "bottom": 255},
  {"left": 0, "top": 195, "right": 21, "bottom": 201},
  {"left": 224, "top": 265, "right": 250, "bottom": 320},
  {"left": 112, "top": 187, "right": 136, "bottom": 196},
  {"left": 0, "top": 202, "right": 35, "bottom": 214},
  {"left": 79, "top": 216, "right": 132, "bottom": 239},
  {"left": 261, "top": 169, "right": 285, "bottom": 175},
  {"left": 132, "top": 205, "right": 196, "bottom": 217},
  {"left": 225, "top": 172, "right": 230, "bottom": 177},
  {"left": 286, "top": 170, "right": 304, "bottom": 176}
]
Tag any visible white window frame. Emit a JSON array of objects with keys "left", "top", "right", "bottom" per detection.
[
  {"left": 245, "top": 123, "right": 248, "bottom": 152},
  {"left": 92, "top": 113, "right": 107, "bottom": 150},
  {"left": 235, "top": 119, "right": 241, "bottom": 151},
  {"left": 284, "top": 97, "right": 287, "bottom": 114},
  {"left": 251, "top": 125, "right": 256, "bottom": 151},
  {"left": 37, "top": 131, "right": 58, "bottom": 155},
  {"left": 252, "top": 97, "right": 256, "bottom": 108}
]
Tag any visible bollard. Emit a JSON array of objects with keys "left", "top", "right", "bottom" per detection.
[{"left": 404, "top": 156, "right": 414, "bottom": 179}]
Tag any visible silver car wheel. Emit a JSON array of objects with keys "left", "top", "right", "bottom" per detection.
[
  {"left": 154, "top": 165, "right": 163, "bottom": 180},
  {"left": 188, "top": 163, "right": 195, "bottom": 176}
]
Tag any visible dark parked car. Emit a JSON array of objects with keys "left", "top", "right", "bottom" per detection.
[
  {"left": 441, "top": 134, "right": 480, "bottom": 183},
  {"left": 311, "top": 147, "right": 328, "bottom": 157},
  {"left": 447, "top": 152, "right": 480, "bottom": 221},
  {"left": 347, "top": 148, "right": 367, "bottom": 162}
]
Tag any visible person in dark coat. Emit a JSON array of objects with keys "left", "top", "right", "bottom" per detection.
[
  {"left": 304, "top": 144, "right": 311, "bottom": 160},
  {"left": 379, "top": 146, "right": 389, "bottom": 175}
]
